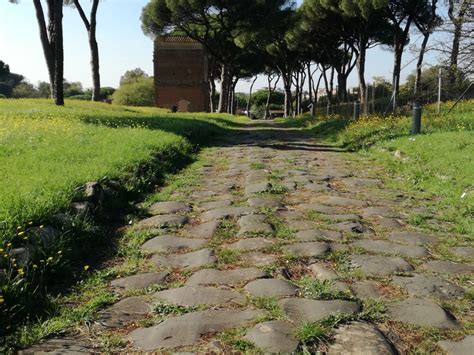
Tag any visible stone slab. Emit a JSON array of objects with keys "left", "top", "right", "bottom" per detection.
[
  {"left": 227, "top": 237, "right": 274, "bottom": 251},
  {"left": 314, "top": 195, "right": 368, "bottom": 208},
  {"left": 184, "top": 220, "right": 220, "bottom": 239},
  {"left": 135, "top": 214, "right": 188, "bottom": 230},
  {"left": 148, "top": 201, "right": 191, "bottom": 215},
  {"left": 201, "top": 207, "right": 254, "bottom": 222},
  {"left": 141, "top": 235, "right": 207, "bottom": 254},
  {"left": 244, "top": 278, "right": 298, "bottom": 297},
  {"left": 422, "top": 260, "right": 474, "bottom": 275},
  {"left": 111, "top": 272, "right": 168, "bottom": 290},
  {"left": 387, "top": 298, "right": 459, "bottom": 329},
  {"left": 186, "top": 268, "right": 266, "bottom": 286},
  {"left": 327, "top": 322, "right": 397, "bottom": 355},
  {"left": 129, "top": 309, "right": 262, "bottom": 350},
  {"left": 353, "top": 240, "right": 429, "bottom": 258},
  {"left": 244, "top": 321, "right": 299, "bottom": 354},
  {"left": 238, "top": 214, "right": 274, "bottom": 235},
  {"left": 151, "top": 248, "right": 216, "bottom": 269},
  {"left": 295, "top": 229, "right": 343, "bottom": 242},
  {"left": 349, "top": 255, "right": 414, "bottom": 276},
  {"left": 388, "top": 231, "right": 438, "bottom": 245},
  {"left": 280, "top": 298, "right": 360, "bottom": 323},
  {"left": 438, "top": 335, "right": 474, "bottom": 355},
  {"left": 392, "top": 274, "right": 464, "bottom": 299},
  {"left": 282, "top": 242, "right": 330, "bottom": 258},
  {"left": 154, "top": 285, "right": 245, "bottom": 307}
]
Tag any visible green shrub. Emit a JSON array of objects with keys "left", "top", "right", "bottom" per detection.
[{"left": 112, "top": 78, "right": 154, "bottom": 107}]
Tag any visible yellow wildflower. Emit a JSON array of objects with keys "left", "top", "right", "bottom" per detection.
[
  {"left": 28, "top": 221, "right": 33, "bottom": 225},
  {"left": 39, "top": 225, "right": 44, "bottom": 229},
  {"left": 84, "top": 265, "right": 90, "bottom": 271},
  {"left": 57, "top": 251, "right": 62, "bottom": 255},
  {"left": 32, "top": 264, "right": 38, "bottom": 269},
  {"left": 0, "top": 296, "right": 4, "bottom": 304},
  {"left": 47, "top": 256, "right": 53, "bottom": 262},
  {"left": 18, "top": 268, "right": 24, "bottom": 276},
  {"left": 18, "top": 231, "right": 25, "bottom": 236},
  {"left": 7, "top": 243, "right": 12, "bottom": 247},
  {"left": 0, "top": 248, "right": 4, "bottom": 253},
  {"left": 17, "top": 226, "right": 22, "bottom": 230}
]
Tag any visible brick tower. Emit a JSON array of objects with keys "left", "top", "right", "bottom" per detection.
[{"left": 154, "top": 36, "right": 210, "bottom": 112}]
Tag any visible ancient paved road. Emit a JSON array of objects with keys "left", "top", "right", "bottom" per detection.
[{"left": 24, "top": 122, "right": 473, "bottom": 354}]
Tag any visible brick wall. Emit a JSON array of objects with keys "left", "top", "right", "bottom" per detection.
[{"left": 154, "top": 37, "right": 210, "bottom": 112}]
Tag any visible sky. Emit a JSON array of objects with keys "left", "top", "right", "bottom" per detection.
[{"left": 0, "top": 0, "right": 444, "bottom": 93}]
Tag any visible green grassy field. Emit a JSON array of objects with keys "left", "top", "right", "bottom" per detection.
[
  {"left": 0, "top": 99, "right": 246, "bottom": 334},
  {"left": 0, "top": 99, "right": 243, "bottom": 242},
  {"left": 281, "top": 100, "right": 474, "bottom": 236}
]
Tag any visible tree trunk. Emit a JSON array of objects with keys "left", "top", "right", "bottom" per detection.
[
  {"left": 337, "top": 73, "right": 348, "bottom": 102},
  {"left": 264, "top": 74, "right": 280, "bottom": 119},
  {"left": 392, "top": 18, "right": 413, "bottom": 108},
  {"left": 74, "top": 0, "right": 101, "bottom": 101},
  {"left": 414, "top": 33, "right": 430, "bottom": 97},
  {"left": 33, "top": 0, "right": 55, "bottom": 99},
  {"left": 209, "top": 78, "right": 216, "bottom": 112},
  {"left": 448, "top": 0, "right": 468, "bottom": 85},
  {"left": 246, "top": 76, "right": 257, "bottom": 117},
  {"left": 307, "top": 64, "right": 314, "bottom": 115},
  {"left": 48, "top": 0, "right": 64, "bottom": 105},
  {"left": 357, "top": 44, "right": 367, "bottom": 113},
  {"left": 218, "top": 62, "right": 230, "bottom": 113}
]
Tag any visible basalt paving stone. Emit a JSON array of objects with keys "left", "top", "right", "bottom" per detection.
[
  {"left": 331, "top": 221, "right": 375, "bottom": 236},
  {"left": 295, "top": 229, "right": 343, "bottom": 242},
  {"left": 438, "top": 335, "right": 474, "bottom": 355},
  {"left": 339, "top": 178, "right": 382, "bottom": 188},
  {"left": 200, "top": 207, "right": 254, "bottom": 222},
  {"left": 247, "top": 197, "right": 284, "bottom": 208},
  {"left": 374, "top": 217, "right": 406, "bottom": 230},
  {"left": 422, "top": 260, "right": 474, "bottom": 275},
  {"left": 280, "top": 298, "right": 360, "bottom": 323},
  {"left": 353, "top": 240, "right": 429, "bottom": 258},
  {"left": 282, "top": 181, "right": 298, "bottom": 190},
  {"left": 111, "top": 272, "right": 169, "bottom": 290},
  {"left": 199, "top": 200, "right": 232, "bottom": 211},
  {"left": 244, "top": 321, "right": 299, "bottom": 353},
  {"left": 288, "top": 175, "right": 314, "bottom": 184},
  {"left": 282, "top": 242, "right": 330, "bottom": 258},
  {"left": 153, "top": 285, "right": 245, "bottom": 307},
  {"left": 300, "top": 203, "right": 342, "bottom": 215},
  {"left": 450, "top": 246, "right": 474, "bottom": 259},
  {"left": 392, "top": 274, "right": 464, "bottom": 299},
  {"left": 388, "top": 231, "right": 438, "bottom": 245},
  {"left": 186, "top": 268, "right": 266, "bottom": 286},
  {"left": 129, "top": 309, "right": 263, "bottom": 351},
  {"left": 141, "top": 235, "right": 207, "bottom": 254},
  {"left": 276, "top": 210, "right": 305, "bottom": 221},
  {"left": 349, "top": 255, "right": 414, "bottom": 276},
  {"left": 287, "top": 219, "right": 315, "bottom": 231},
  {"left": 245, "top": 182, "right": 272, "bottom": 195},
  {"left": 287, "top": 169, "right": 308, "bottom": 176},
  {"left": 314, "top": 195, "right": 368, "bottom": 208},
  {"left": 327, "top": 322, "right": 397, "bottom": 355},
  {"left": 184, "top": 220, "right": 220, "bottom": 239},
  {"left": 303, "top": 183, "right": 331, "bottom": 193},
  {"left": 329, "top": 242, "right": 351, "bottom": 252},
  {"left": 192, "top": 190, "right": 217, "bottom": 199},
  {"left": 321, "top": 214, "right": 362, "bottom": 222},
  {"left": 97, "top": 297, "right": 152, "bottom": 328},
  {"left": 362, "top": 206, "right": 400, "bottom": 218},
  {"left": 244, "top": 278, "right": 298, "bottom": 297},
  {"left": 227, "top": 237, "right": 274, "bottom": 251},
  {"left": 237, "top": 214, "right": 274, "bottom": 235},
  {"left": 135, "top": 214, "right": 189, "bottom": 230},
  {"left": 148, "top": 201, "right": 191, "bottom": 215},
  {"left": 19, "top": 337, "right": 92, "bottom": 354},
  {"left": 387, "top": 298, "right": 459, "bottom": 329},
  {"left": 309, "top": 263, "right": 338, "bottom": 280},
  {"left": 151, "top": 248, "right": 216, "bottom": 269},
  {"left": 240, "top": 252, "right": 278, "bottom": 266},
  {"left": 351, "top": 281, "right": 386, "bottom": 299}
]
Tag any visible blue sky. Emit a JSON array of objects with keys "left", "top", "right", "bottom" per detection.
[{"left": 0, "top": 0, "right": 442, "bottom": 92}]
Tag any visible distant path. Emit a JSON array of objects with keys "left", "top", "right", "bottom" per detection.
[{"left": 24, "top": 121, "right": 473, "bottom": 354}]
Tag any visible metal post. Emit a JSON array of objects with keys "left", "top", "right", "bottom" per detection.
[
  {"left": 353, "top": 101, "right": 361, "bottom": 120},
  {"left": 437, "top": 68, "right": 442, "bottom": 114},
  {"left": 412, "top": 102, "right": 422, "bottom": 135},
  {"left": 364, "top": 85, "right": 369, "bottom": 115},
  {"left": 326, "top": 103, "right": 331, "bottom": 116}
]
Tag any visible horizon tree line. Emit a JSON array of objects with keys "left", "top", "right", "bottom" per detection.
[{"left": 7, "top": 0, "right": 474, "bottom": 114}]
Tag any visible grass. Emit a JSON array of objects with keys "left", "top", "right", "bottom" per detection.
[
  {"left": 0, "top": 99, "right": 245, "bottom": 242},
  {"left": 281, "top": 99, "right": 474, "bottom": 236},
  {"left": 0, "top": 99, "right": 248, "bottom": 340},
  {"left": 295, "top": 277, "right": 352, "bottom": 300}
]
